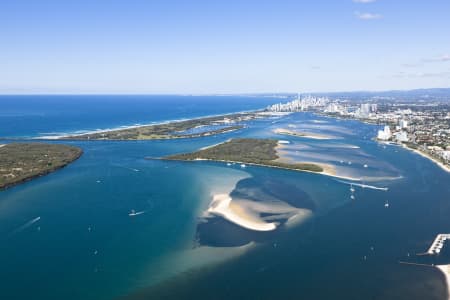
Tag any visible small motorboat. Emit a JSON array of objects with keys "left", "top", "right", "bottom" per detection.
[{"left": 129, "top": 209, "right": 145, "bottom": 217}]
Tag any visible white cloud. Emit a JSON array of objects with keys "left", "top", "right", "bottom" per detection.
[
  {"left": 394, "top": 71, "right": 450, "bottom": 78},
  {"left": 401, "top": 63, "right": 421, "bottom": 68},
  {"left": 355, "top": 11, "right": 383, "bottom": 20},
  {"left": 422, "top": 54, "right": 450, "bottom": 63},
  {"left": 353, "top": 0, "right": 377, "bottom": 3}
]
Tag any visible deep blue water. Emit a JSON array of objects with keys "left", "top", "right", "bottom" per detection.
[
  {"left": 0, "top": 95, "right": 278, "bottom": 138},
  {"left": 0, "top": 96, "right": 450, "bottom": 300}
]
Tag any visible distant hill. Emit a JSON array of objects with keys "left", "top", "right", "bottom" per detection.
[{"left": 313, "top": 88, "right": 450, "bottom": 102}]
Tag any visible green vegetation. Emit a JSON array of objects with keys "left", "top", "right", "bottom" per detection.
[
  {"left": 0, "top": 143, "right": 82, "bottom": 190},
  {"left": 164, "top": 138, "right": 323, "bottom": 173},
  {"left": 60, "top": 112, "right": 262, "bottom": 140}
]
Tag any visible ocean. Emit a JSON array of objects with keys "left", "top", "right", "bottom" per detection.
[{"left": 0, "top": 95, "right": 449, "bottom": 300}]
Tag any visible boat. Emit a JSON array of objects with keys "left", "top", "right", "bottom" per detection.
[
  {"left": 240, "top": 164, "right": 246, "bottom": 168},
  {"left": 350, "top": 184, "right": 355, "bottom": 193},
  {"left": 363, "top": 164, "right": 368, "bottom": 168},
  {"left": 384, "top": 201, "right": 389, "bottom": 208},
  {"left": 129, "top": 209, "right": 145, "bottom": 216},
  {"left": 350, "top": 195, "right": 355, "bottom": 200}
]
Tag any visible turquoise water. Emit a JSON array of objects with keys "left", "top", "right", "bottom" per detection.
[{"left": 1, "top": 96, "right": 450, "bottom": 299}]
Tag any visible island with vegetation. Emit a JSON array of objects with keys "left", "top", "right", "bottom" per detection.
[
  {"left": 162, "top": 138, "right": 324, "bottom": 173},
  {"left": 0, "top": 143, "right": 83, "bottom": 190},
  {"left": 59, "top": 112, "right": 265, "bottom": 140}
]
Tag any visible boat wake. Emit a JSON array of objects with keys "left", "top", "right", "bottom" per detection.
[
  {"left": 10, "top": 216, "right": 41, "bottom": 235},
  {"left": 336, "top": 180, "right": 388, "bottom": 191},
  {"left": 129, "top": 210, "right": 145, "bottom": 217}
]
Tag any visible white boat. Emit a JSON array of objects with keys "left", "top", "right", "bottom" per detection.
[
  {"left": 226, "top": 162, "right": 232, "bottom": 166},
  {"left": 384, "top": 201, "right": 389, "bottom": 208},
  {"left": 350, "top": 195, "right": 355, "bottom": 200},
  {"left": 363, "top": 164, "right": 368, "bottom": 168},
  {"left": 350, "top": 185, "right": 355, "bottom": 193},
  {"left": 129, "top": 209, "right": 145, "bottom": 216},
  {"left": 240, "top": 164, "right": 246, "bottom": 168}
]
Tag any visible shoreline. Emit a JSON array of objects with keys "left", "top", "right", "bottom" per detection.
[
  {"left": 311, "top": 112, "right": 450, "bottom": 174},
  {"left": 158, "top": 157, "right": 364, "bottom": 182},
  {"left": 30, "top": 109, "right": 269, "bottom": 140},
  {"left": 437, "top": 265, "right": 450, "bottom": 300},
  {"left": 0, "top": 143, "right": 83, "bottom": 190},
  {"left": 402, "top": 144, "right": 450, "bottom": 173}
]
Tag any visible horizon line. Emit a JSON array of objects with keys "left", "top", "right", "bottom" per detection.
[{"left": 0, "top": 86, "right": 450, "bottom": 97}]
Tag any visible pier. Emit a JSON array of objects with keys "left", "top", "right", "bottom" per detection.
[{"left": 427, "top": 234, "right": 450, "bottom": 255}]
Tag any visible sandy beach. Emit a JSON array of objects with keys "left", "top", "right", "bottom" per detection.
[
  {"left": 402, "top": 144, "right": 450, "bottom": 173},
  {"left": 437, "top": 265, "right": 450, "bottom": 300}
]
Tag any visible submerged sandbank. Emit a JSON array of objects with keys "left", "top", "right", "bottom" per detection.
[{"left": 274, "top": 128, "right": 338, "bottom": 140}]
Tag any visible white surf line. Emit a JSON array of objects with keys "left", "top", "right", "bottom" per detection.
[
  {"left": 335, "top": 179, "right": 388, "bottom": 191},
  {"left": 10, "top": 216, "right": 41, "bottom": 235}
]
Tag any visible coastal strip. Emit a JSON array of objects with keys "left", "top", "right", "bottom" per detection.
[
  {"left": 402, "top": 144, "right": 450, "bottom": 173},
  {"left": 42, "top": 111, "right": 275, "bottom": 141},
  {"left": 0, "top": 143, "right": 83, "bottom": 190}
]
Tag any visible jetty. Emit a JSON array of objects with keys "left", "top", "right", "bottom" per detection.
[{"left": 427, "top": 234, "right": 450, "bottom": 255}]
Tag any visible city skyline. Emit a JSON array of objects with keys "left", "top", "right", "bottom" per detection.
[{"left": 1, "top": 0, "right": 449, "bottom": 94}]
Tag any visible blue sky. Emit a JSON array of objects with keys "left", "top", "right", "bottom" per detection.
[{"left": 1, "top": 0, "right": 449, "bottom": 94}]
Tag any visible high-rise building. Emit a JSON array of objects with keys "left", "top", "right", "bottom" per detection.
[{"left": 399, "top": 119, "right": 408, "bottom": 129}]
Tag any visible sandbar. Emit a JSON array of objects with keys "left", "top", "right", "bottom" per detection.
[
  {"left": 274, "top": 128, "right": 337, "bottom": 140},
  {"left": 208, "top": 194, "right": 278, "bottom": 231}
]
